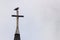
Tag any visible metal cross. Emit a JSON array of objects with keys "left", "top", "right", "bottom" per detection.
[{"left": 12, "top": 7, "right": 24, "bottom": 34}]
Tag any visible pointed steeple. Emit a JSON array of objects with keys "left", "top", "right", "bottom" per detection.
[{"left": 11, "top": 7, "right": 24, "bottom": 40}]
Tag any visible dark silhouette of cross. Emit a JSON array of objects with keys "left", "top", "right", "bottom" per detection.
[{"left": 12, "top": 7, "right": 24, "bottom": 34}]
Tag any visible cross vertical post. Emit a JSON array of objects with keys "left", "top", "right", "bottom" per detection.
[
  {"left": 16, "top": 10, "right": 19, "bottom": 34},
  {"left": 12, "top": 7, "right": 24, "bottom": 34}
]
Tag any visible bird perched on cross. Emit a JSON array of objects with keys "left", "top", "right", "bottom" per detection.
[{"left": 14, "top": 7, "right": 19, "bottom": 11}]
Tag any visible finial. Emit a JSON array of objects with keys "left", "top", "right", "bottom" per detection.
[{"left": 12, "top": 7, "right": 24, "bottom": 34}]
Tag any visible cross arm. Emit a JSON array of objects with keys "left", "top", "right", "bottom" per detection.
[{"left": 12, "top": 15, "right": 24, "bottom": 17}]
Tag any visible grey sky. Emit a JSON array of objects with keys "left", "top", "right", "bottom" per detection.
[{"left": 0, "top": 0, "right": 60, "bottom": 40}]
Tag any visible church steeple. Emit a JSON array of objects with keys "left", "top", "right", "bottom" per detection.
[{"left": 11, "top": 7, "right": 24, "bottom": 40}]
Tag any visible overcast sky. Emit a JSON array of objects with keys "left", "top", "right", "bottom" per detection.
[{"left": 0, "top": 0, "right": 60, "bottom": 40}]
